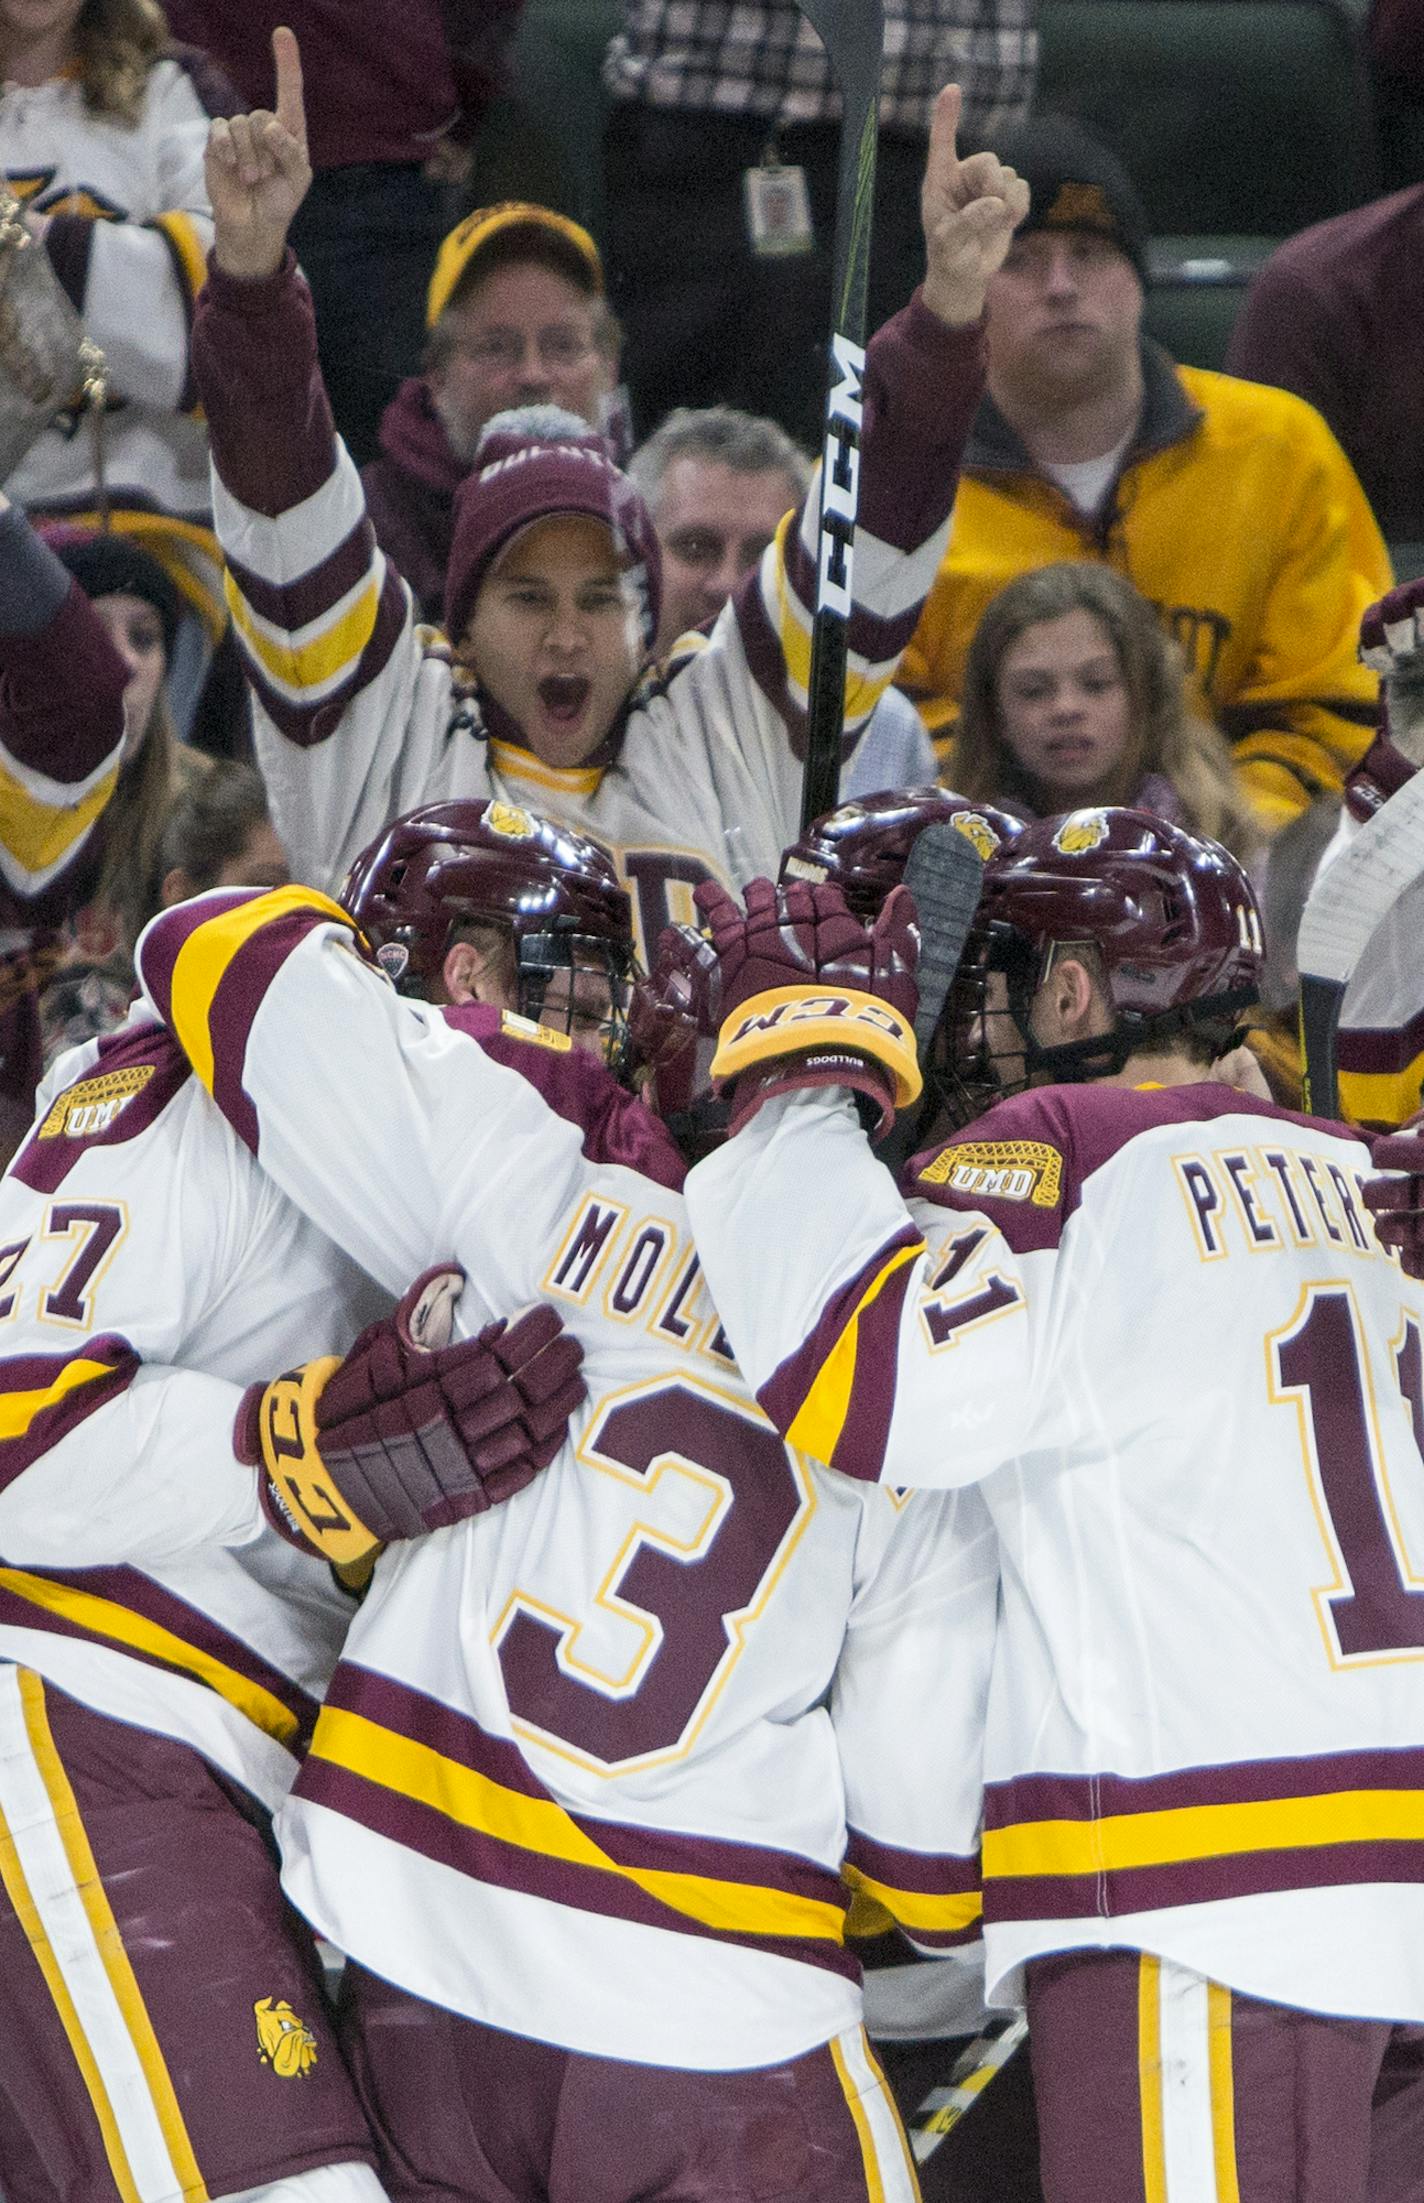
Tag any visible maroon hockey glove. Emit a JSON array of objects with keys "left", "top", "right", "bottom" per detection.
[
  {"left": 236, "top": 1268, "right": 586, "bottom": 1564},
  {"left": 1362, "top": 1122, "right": 1424, "bottom": 1279},
  {"left": 694, "top": 876, "right": 921, "bottom": 1138}
]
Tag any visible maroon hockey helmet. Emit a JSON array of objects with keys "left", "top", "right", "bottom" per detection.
[
  {"left": 780, "top": 786, "right": 1022, "bottom": 919},
  {"left": 340, "top": 799, "right": 645, "bottom": 1081},
  {"left": 945, "top": 805, "right": 1264, "bottom": 1105}
]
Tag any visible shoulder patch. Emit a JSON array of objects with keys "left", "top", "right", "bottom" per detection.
[
  {"left": 499, "top": 1011, "right": 572, "bottom": 1053},
  {"left": 918, "top": 1138, "right": 1063, "bottom": 1208},
  {"left": 38, "top": 1063, "right": 154, "bottom": 1142}
]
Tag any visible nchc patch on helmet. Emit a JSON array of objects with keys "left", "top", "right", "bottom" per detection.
[
  {"left": 949, "top": 805, "right": 1265, "bottom": 1109},
  {"left": 340, "top": 799, "right": 645, "bottom": 1084}
]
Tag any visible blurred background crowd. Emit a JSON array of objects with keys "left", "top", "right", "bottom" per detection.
[{"left": 0, "top": 0, "right": 1418, "bottom": 1156}]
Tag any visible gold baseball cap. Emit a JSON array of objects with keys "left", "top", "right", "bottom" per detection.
[{"left": 426, "top": 202, "right": 605, "bottom": 328}]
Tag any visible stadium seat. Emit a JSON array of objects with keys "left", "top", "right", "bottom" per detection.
[
  {"left": 1144, "top": 237, "right": 1265, "bottom": 371},
  {"left": 1036, "top": 0, "right": 1380, "bottom": 237},
  {"left": 469, "top": 0, "right": 623, "bottom": 237}
]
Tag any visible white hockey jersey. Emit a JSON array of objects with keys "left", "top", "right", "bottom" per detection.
[
  {"left": 2, "top": 53, "right": 226, "bottom": 532},
  {"left": 687, "top": 1080, "right": 1424, "bottom": 2025},
  {"left": 0, "top": 1012, "right": 385, "bottom": 1809},
  {"left": 135, "top": 885, "right": 995, "bottom": 2071},
  {"left": 190, "top": 256, "right": 984, "bottom": 954}
]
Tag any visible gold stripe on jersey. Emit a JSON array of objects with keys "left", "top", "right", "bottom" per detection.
[
  {"left": 786, "top": 1239, "right": 923, "bottom": 1468},
  {"left": 0, "top": 753, "right": 118, "bottom": 877},
  {"left": 222, "top": 567, "right": 382, "bottom": 699},
  {"left": 842, "top": 1862, "right": 981, "bottom": 1940},
  {"left": 1207, "top": 1980, "right": 1240, "bottom": 2202},
  {"left": 772, "top": 513, "right": 891, "bottom": 724},
  {"left": 20, "top": 1672, "right": 211, "bottom": 2202},
  {"left": 0, "top": 1720, "right": 143, "bottom": 2201},
  {"left": 0, "top": 1570, "right": 301, "bottom": 1746},
  {"left": 167, "top": 884, "right": 353, "bottom": 1097},
  {"left": 984, "top": 1786, "right": 1424, "bottom": 1881},
  {"left": 1138, "top": 1956, "right": 1168, "bottom": 2203},
  {"left": 0, "top": 1355, "right": 125, "bottom": 1440},
  {"left": 312, "top": 1702, "right": 848, "bottom": 1944},
  {"left": 488, "top": 740, "right": 603, "bottom": 797},
  {"left": 150, "top": 210, "right": 206, "bottom": 307}
]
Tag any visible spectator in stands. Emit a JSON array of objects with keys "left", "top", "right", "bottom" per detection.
[
  {"left": 0, "top": 503, "right": 170, "bottom": 1158},
  {"left": 166, "top": 0, "right": 525, "bottom": 465},
  {"left": 631, "top": 402, "right": 938, "bottom": 794},
  {"left": 953, "top": 562, "right": 1260, "bottom": 860},
  {"left": 0, "top": 0, "right": 236, "bottom": 708},
  {"left": 364, "top": 204, "right": 620, "bottom": 624},
  {"left": 1225, "top": 187, "right": 1424, "bottom": 544},
  {"left": 898, "top": 116, "right": 1392, "bottom": 835},
  {"left": 156, "top": 756, "right": 288, "bottom": 905},
  {"left": 601, "top": 0, "right": 1036, "bottom": 447}
]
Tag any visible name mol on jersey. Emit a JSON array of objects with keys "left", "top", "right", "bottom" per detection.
[
  {"left": 1174, "top": 1141, "right": 1392, "bottom": 1264},
  {"left": 541, "top": 1196, "right": 737, "bottom": 1370}
]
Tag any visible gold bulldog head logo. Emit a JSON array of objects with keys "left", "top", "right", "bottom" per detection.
[
  {"left": 254, "top": 1996, "right": 318, "bottom": 2079},
  {"left": 951, "top": 811, "right": 1003, "bottom": 862},
  {"left": 1052, "top": 809, "right": 1111, "bottom": 856},
  {"left": 486, "top": 802, "right": 535, "bottom": 841}
]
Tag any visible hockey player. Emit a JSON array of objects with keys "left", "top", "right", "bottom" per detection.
[
  {"left": 193, "top": 29, "right": 1027, "bottom": 959},
  {"left": 0, "top": 915, "right": 587, "bottom": 2197},
  {"left": 132, "top": 805, "right": 999, "bottom": 2203},
  {"left": 683, "top": 814, "right": 1424, "bottom": 2202}
]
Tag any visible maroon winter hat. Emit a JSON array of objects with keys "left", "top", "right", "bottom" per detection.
[{"left": 443, "top": 406, "right": 663, "bottom": 652}]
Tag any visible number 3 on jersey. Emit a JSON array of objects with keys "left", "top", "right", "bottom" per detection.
[
  {"left": 493, "top": 1376, "right": 815, "bottom": 1771},
  {"left": 1270, "top": 1283, "right": 1424, "bottom": 1660}
]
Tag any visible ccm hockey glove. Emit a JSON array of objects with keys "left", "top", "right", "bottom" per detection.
[
  {"left": 694, "top": 876, "right": 920, "bottom": 1138},
  {"left": 236, "top": 1268, "right": 586, "bottom": 1566},
  {"left": 1363, "top": 1122, "right": 1424, "bottom": 1280}
]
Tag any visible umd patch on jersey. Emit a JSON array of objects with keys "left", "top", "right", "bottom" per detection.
[
  {"left": 38, "top": 1063, "right": 154, "bottom": 1141},
  {"left": 951, "top": 811, "right": 1004, "bottom": 861},
  {"left": 486, "top": 803, "right": 536, "bottom": 841},
  {"left": 254, "top": 1996, "right": 318, "bottom": 2079},
  {"left": 920, "top": 1139, "right": 1063, "bottom": 1207},
  {"left": 1053, "top": 809, "right": 1110, "bottom": 856}
]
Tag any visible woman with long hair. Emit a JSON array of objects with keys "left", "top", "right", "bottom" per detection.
[{"left": 951, "top": 561, "right": 1262, "bottom": 861}]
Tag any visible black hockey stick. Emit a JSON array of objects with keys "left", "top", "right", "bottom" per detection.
[
  {"left": 795, "top": 0, "right": 886, "bottom": 830},
  {"left": 905, "top": 2012, "right": 1029, "bottom": 2167},
  {"left": 876, "top": 823, "right": 985, "bottom": 1173},
  {"left": 1295, "top": 768, "right": 1424, "bottom": 1118}
]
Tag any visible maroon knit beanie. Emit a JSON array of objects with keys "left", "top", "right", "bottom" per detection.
[{"left": 444, "top": 406, "right": 663, "bottom": 652}]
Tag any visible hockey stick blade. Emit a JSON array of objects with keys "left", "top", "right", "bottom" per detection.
[
  {"left": 906, "top": 823, "right": 985, "bottom": 1057},
  {"left": 906, "top": 2012, "right": 1029, "bottom": 2167},
  {"left": 876, "top": 823, "right": 984, "bottom": 1172},
  {"left": 796, "top": 0, "right": 886, "bottom": 830},
  {"left": 1295, "top": 768, "right": 1424, "bottom": 1118}
]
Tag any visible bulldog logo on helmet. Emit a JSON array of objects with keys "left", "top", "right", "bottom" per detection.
[
  {"left": 952, "top": 812, "right": 1004, "bottom": 863},
  {"left": 486, "top": 803, "right": 535, "bottom": 841},
  {"left": 254, "top": 1997, "right": 318, "bottom": 2078},
  {"left": 1052, "top": 809, "right": 1111, "bottom": 856}
]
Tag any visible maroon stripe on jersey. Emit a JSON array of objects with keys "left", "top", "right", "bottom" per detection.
[
  {"left": 239, "top": 573, "right": 409, "bottom": 750},
  {"left": 986, "top": 1840, "right": 1424, "bottom": 1924},
  {"left": 846, "top": 1828, "right": 982, "bottom": 1949},
  {"left": 322, "top": 1663, "right": 848, "bottom": 1906},
  {"left": 854, "top": 298, "right": 986, "bottom": 552},
  {"left": 986, "top": 1746, "right": 1424, "bottom": 1827},
  {"left": 224, "top": 514, "right": 378, "bottom": 636},
  {"left": 1338, "top": 1004, "right": 1424, "bottom": 1075},
  {"left": 10, "top": 1027, "right": 191, "bottom": 1195},
  {"left": 759, "top": 1225, "right": 922, "bottom": 1479},
  {"left": 193, "top": 256, "right": 338, "bottom": 515},
  {"left": 0, "top": 1337, "right": 136, "bottom": 1486},
  {"left": 782, "top": 528, "right": 930, "bottom": 669},
  {"left": 135, "top": 889, "right": 257, "bottom": 1036},
  {"left": 827, "top": 1248, "right": 918, "bottom": 1483},
  {"left": 0, "top": 1563, "right": 321, "bottom": 1748},
  {"left": 295, "top": 1753, "right": 862, "bottom": 1982}
]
